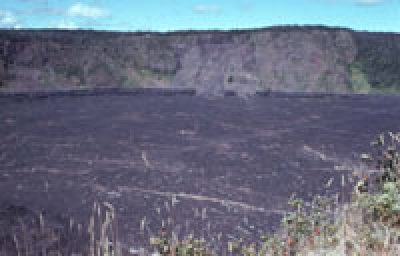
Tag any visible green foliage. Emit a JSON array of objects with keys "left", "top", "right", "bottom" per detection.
[
  {"left": 65, "top": 65, "right": 84, "bottom": 79},
  {"left": 138, "top": 68, "right": 172, "bottom": 81},
  {"left": 348, "top": 61, "right": 372, "bottom": 93},
  {"left": 370, "top": 85, "right": 400, "bottom": 94},
  {"left": 357, "top": 133, "right": 400, "bottom": 225},
  {"left": 120, "top": 75, "right": 137, "bottom": 88},
  {"left": 87, "top": 60, "right": 114, "bottom": 77},
  {"left": 354, "top": 33, "right": 400, "bottom": 92},
  {"left": 150, "top": 232, "right": 214, "bottom": 256}
]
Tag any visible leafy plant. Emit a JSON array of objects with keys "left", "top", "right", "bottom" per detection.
[{"left": 150, "top": 230, "right": 215, "bottom": 256}]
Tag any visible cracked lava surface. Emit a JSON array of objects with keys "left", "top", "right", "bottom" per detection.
[{"left": 1, "top": 93, "right": 400, "bottom": 252}]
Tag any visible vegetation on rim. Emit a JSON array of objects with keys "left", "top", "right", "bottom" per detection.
[{"left": 1, "top": 26, "right": 400, "bottom": 94}]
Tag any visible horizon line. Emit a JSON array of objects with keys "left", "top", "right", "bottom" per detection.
[{"left": 1, "top": 24, "right": 400, "bottom": 35}]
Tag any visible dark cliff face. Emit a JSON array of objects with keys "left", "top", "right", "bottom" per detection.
[
  {"left": 352, "top": 32, "right": 400, "bottom": 93},
  {"left": 0, "top": 26, "right": 399, "bottom": 94}
]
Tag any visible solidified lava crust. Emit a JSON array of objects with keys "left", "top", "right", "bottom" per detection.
[{"left": 1, "top": 92, "right": 399, "bottom": 253}]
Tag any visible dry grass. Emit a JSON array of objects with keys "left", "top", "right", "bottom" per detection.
[{"left": 1, "top": 201, "right": 120, "bottom": 256}]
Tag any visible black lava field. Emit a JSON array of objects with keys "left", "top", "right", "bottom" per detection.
[{"left": 1, "top": 91, "right": 400, "bottom": 253}]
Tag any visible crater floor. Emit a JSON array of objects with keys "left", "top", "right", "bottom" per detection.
[{"left": 1, "top": 93, "right": 399, "bottom": 253}]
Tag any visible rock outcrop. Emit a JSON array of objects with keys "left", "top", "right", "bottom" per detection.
[{"left": 0, "top": 26, "right": 399, "bottom": 94}]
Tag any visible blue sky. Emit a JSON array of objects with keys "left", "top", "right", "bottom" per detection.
[{"left": 0, "top": 0, "right": 399, "bottom": 32}]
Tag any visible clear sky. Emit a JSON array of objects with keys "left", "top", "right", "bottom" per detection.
[{"left": 0, "top": 0, "right": 399, "bottom": 33}]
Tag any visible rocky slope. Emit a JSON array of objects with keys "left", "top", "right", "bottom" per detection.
[{"left": 0, "top": 26, "right": 399, "bottom": 94}]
